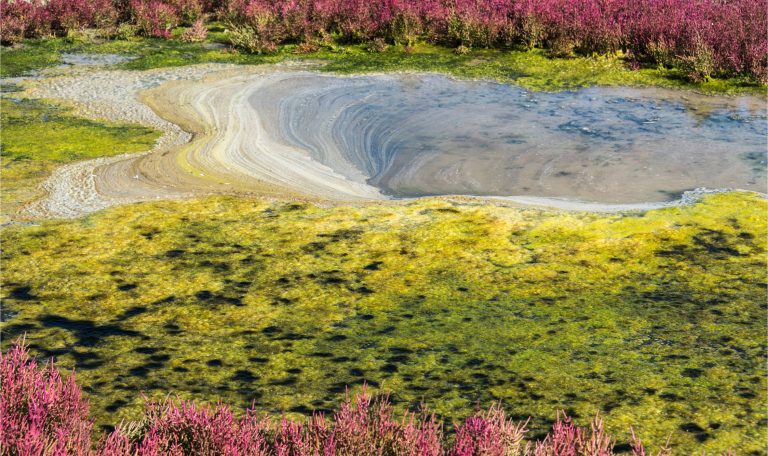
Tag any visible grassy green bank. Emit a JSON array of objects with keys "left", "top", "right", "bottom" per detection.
[
  {"left": 1, "top": 192, "right": 765, "bottom": 453},
  {"left": 0, "top": 96, "right": 160, "bottom": 222},
  {"left": 2, "top": 33, "right": 765, "bottom": 95}
]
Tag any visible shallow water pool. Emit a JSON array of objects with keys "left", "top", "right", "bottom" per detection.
[{"left": 260, "top": 74, "right": 766, "bottom": 203}]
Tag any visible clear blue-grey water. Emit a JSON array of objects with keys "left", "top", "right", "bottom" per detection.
[{"left": 268, "top": 74, "right": 766, "bottom": 203}]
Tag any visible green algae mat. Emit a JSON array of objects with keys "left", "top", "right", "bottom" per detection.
[
  {"left": 1, "top": 192, "right": 765, "bottom": 453},
  {"left": 2, "top": 37, "right": 763, "bottom": 95},
  {"left": 0, "top": 97, "right": 160, "bottom": 222}
]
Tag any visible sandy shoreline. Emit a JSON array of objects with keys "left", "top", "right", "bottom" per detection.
[
  {"left": 18, "top": 65, "right": 388, "bottom": 219},
  {"left": 7, "top": 63, "right": 765, "bottom": 219}
]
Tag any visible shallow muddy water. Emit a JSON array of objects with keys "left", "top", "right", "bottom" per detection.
[
  {"left": 21, "top": 68, "right": 766, "bottom": 219},
  {"left": 265, "top": 74, "right": 766, "bottom": 203},
  {"left": 61, "top": 53, "right": 135, "bottom": 66}
]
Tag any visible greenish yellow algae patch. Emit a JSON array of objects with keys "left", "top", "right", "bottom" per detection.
[
  {"left": 0, "top": 97, "right": 160, "bottom": 222},
  {"left": 313, "top": 44, "right": 764, "bottom": 95},
  {"left": 1, "top": 192, "right": 765, "bottom": 452}
]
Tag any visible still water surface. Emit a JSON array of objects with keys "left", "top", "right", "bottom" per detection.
[{"left": 271, "top": 74, "right": 766, "bottom": 203}]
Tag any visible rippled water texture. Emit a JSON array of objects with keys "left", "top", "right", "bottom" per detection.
[{"left": 262, "top": 74, "right": 766, "bottom": 203}]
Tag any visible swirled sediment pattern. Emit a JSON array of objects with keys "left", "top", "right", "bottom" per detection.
[
  {"left": 272, "top": 73, "right": 765, "bottom": 202},
  {"left": 22, "top": 67, "right": 766, "bottom": 218}
]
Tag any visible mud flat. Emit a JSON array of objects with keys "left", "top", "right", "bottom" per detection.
[{"left": 18, "top": 65, "right": 767, "bottom": 218}]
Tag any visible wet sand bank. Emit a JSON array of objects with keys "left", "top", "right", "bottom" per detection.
[{"left": 15, "top": 65, "right": 767, "bottom": 218}]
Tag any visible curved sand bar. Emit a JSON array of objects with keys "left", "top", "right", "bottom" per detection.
[{"left": 20, "top": 65, "right": 766, "bottom": 218}]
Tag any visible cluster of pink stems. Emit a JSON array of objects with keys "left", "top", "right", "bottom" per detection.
[
  {"left": 1, "top": 0, "right": 766, "bottom": 81},
  {"left": 2, "top": 339, "right": 727, "bottom": 455}
]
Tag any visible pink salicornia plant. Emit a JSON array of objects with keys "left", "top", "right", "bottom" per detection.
[
  {"left": 0, "top": 340, "right": 735, "bottom": 455},
  {"left": 450, "top": 403, "right": 528, "bottom": 456},
  {"left": 0, "top": 338, "right": 93, "bottom": 455},
  {"left": 0, "top": 0, "right": 50, "bottom": 44},
  {"left": 532, "top": 412, "right": 613, "bottom": 456},
  {"left": 1, "top": 0, "right": 766, "bottom": 81}
]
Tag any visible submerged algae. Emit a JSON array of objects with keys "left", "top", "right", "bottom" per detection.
[{"left": 1, "top": 192, "right": 765, "bottom": 453}]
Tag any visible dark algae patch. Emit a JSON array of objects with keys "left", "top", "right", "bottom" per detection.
[{"left": 1, "top": 192, "right": 765, "bottom": 453}]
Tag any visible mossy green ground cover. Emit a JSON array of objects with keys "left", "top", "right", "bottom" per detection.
[
  {"left": 1, "top": 33, "right": 764, "bottom": 95},
  {"left": 0, "top": 38, "right": 69, "bottom": 78},
  {"left": 0, "top": 96, "right": 160, "bottom": 221},
  {"left": 1, "top": 192, "right": 765, "bottom": 453}
]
